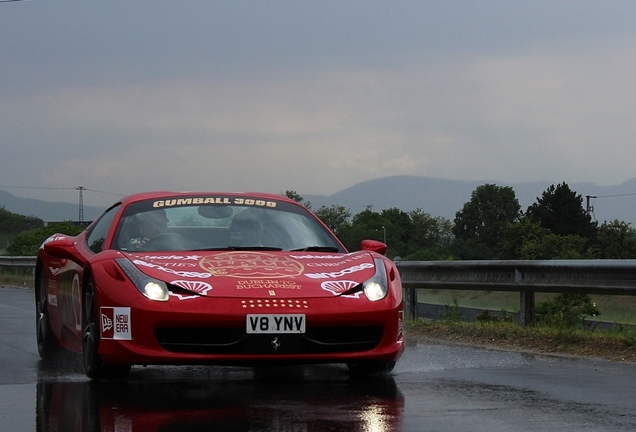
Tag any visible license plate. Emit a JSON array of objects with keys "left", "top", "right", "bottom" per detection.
[{"left": 246, "top": 314, "right": 306, "bottom": 334}]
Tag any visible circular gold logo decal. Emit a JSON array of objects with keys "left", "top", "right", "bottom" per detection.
[{"left": 200, "top": 252, "right": 304, "bottom": 278}]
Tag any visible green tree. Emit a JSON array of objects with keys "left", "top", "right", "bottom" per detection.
[
  {"left": 595, "top": 220, "right": 636, "bottom": 259},
  {"left": 283, "top": 190, "right": 311, "bottom": 209},
  {"left": 5, "top": 223, "right": 85, "bottom": 256},
  {"left": 500, "top": 219, "right": 549, "bottom": 259},
  {"left": 379, "top": 208, "right": 414, "bottom": 256},
  {"left": 452, "top": 184, "right": 521, "bottom": 259},
  {"left": 0, "top": 207, "right": 45, "bottom": 252},
  {"left": 409, "top": 208, "right": 453, "bottom": 250},
  {"left": 0, "top": 207, "right": 44, "bottom": 234},
  {"left": 525, "top": 182, "right": 597, "bottom": 242},
  {"left": 404, "top": 208, "right": 454, "bottom": 260},
  {"left": 340, "top": 209, "right": 390, "bottom": 253},
  {"left": 314, "top": 204, "right": 351, "bottom": 237},
  {"left": 520, "top": 233, "right": 589, "bottom": 259}
]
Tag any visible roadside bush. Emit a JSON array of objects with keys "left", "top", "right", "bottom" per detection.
[
  {"left": 535, "top": 293, "right": 601, "bottom": 330},
  {"left": 441, "top": 296, "right": 462, "bottom": 323},
  {"left": 475, "top": 309, "right": 515, "bottom": 324}
]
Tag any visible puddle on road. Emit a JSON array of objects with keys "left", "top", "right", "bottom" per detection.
[{"left": 394, "top": 340, "right": 536, "bottom": 374}]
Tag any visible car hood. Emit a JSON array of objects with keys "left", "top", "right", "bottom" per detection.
[{"left": 123, "top": 250, "right": 379, "bottom": 299}]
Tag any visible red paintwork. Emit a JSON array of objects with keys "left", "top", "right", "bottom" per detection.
[{"left": 36, "top": 191, "right": 404, "bottom": 370}]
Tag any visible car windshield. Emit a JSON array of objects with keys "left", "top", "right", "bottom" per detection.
[{"left": 113, "top": 196, "right": 344, "bottom": 253}]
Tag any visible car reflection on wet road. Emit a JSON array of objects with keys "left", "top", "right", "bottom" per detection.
[
  {"left": 3, "top": 286, "right": 636, "bottom": 431},
  {"left": 35, "top": 361, "right": 403, "bottom": 432}
]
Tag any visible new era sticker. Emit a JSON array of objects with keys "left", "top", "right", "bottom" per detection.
[{"left": 100, "top": 307, "right": 132, "bottom": 340}]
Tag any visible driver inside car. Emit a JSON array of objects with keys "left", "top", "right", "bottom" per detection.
[
  {"left": 141, "top": 209, "right": 169, "bottom": 243},
  {"left": 129, "top": 209, "right": 169, "bottom": 250}
]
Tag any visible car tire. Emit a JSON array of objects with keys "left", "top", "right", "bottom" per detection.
[
  {"left": 35, "top": 264, "right": 60, "bottom": 359},
  {"left": 347, "top": 360, "right": 396, "bottom": 376},
  {"left": 82, "top": 276, "right": 130, "bottom": 380}
]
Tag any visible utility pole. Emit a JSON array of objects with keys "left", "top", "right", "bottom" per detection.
[
  {"left": 77, "top": 186, "right": 85, "bottom": 222},
  {"left": 586, "top": 195, "right": 596, "bottom": 215}
]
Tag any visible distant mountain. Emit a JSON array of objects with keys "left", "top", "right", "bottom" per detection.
[
  {"left": 304, "top": 175, "right": 636, "bottom": 226},
  {"left": 0, "top": 189, "right": 105, "bottom": 222},
  {"left": 2, "top": 176, "right": 636, "bottom": 225}
]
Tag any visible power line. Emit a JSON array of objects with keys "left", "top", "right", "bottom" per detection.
[
  {"left": 84, "top": 188, "right": 122, "bottom": 197},
  {"left": 0, "top": 185, "right": 122, "bottom": 196},
  {"left": 591, "top": 192, "right": 636, "bottom": 199},
  {"left": 586, "top": 192, "right": 636, "bottom": 222},
  {"left": 0, "top": 185, "right": 76, "bottom": 191},
  {"left": 1, "top": 185, "right": 124, "bottom": 221}
]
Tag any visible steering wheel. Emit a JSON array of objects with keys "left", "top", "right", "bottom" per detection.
[{"left": 144, "top": 232, "right": 187, "bottom": 250}]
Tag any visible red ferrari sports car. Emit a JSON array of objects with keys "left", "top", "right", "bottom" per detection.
[{"left": 35, "top": 191, "right": 404, "bottom": 379}]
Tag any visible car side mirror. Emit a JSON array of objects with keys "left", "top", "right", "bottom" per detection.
[
  {"left": 360, "top": 239, "right": 387, "bottom": 255},
  {"left": 43, "top": 237, "right": 88, "bottom": 266}
]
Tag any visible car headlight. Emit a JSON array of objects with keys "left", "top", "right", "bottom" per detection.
[
  {"left": 116, "top": 258, "right": 169, "bottom": 302},
  {"left": 362, "top": 258, "right": 389, "bottom": 301}
]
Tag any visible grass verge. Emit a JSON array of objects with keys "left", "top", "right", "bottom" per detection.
[
  {"left": 406, "top": 319, "right": 636, "bottom": 363},
  {"left": 0, "top": 274, "right": 34, "bottom": 289}
]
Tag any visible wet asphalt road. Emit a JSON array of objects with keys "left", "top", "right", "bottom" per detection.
[{"left": 2, "top": 285, "right": 636, "bottom": 431}]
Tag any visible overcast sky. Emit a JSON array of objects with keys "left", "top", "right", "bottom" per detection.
[{"left": 2, "top": 1, "right": 636, "bottom": 208}]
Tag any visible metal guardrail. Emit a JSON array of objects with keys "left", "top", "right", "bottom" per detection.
[
  {"left": 396, "top": 260, "right": 636, "bottom": 325},
  {"left": 0, "top": 256, "right": 37, "bottom": 268},
  {"left": 397, "top": 259, "right": 636, "bottom": 294},
  {"left": 0, "top": 256, "right": 37, "bottom": 278}
]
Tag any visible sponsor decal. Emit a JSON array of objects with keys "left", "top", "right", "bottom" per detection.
[
  {"left": 305, "top": 260, "right": 365, "bottom": 268},
  {"left": 305, "top": 262, "right": 374, "bottom": 279},
  {"left": 162, "top": 262, "right": 197, "bottom": 268},
  {"left": 171, "top": 279, "right": 212, "bottom": 294},
  {"left": 134, "top": 254, "right": 202, "bottom": 261},
  {"left": 100, "top": 307, "right": 132, "bottom": 340},
  {"left": 236, "top": 279, "right": 301, "bottom": 290},
  {"left": 47, "top": 260, "right": 65, "bottom": 275},
  {"left": 152, "top": 197, "right": 277, "bottom": 208},
  {"left": 290, "top": 253, "right": 363, "bottom": 260},
  {"left": 321, "top": 280, "right": 361, "bottom": 298},
  {"left": 133, "top": 259, "right": 211, "bottom": 279},
  {"left": 47, "top": 294, "right": 58, "bottom": 307},
  {"left": 199, "top": 252, "right": 304, "bottom": 279}
]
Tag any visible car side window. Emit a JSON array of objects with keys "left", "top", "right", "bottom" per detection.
[{"left": 86, "top": 204, "right": 121, "bottom": 253}]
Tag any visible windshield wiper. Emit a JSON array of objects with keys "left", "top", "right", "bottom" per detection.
[{"left": 290, "top": 246, "right": 340, "bottom": 252}]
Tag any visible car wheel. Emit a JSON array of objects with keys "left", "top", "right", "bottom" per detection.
[
  {"left": 82, "top": 277, "right": 130, "bottom": 380},
  {"left": 347, "top": 361, "right": 396, "bottom": 376},
  {"left": 35, "top": 265, "right": 60, "bottom": 359}
]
